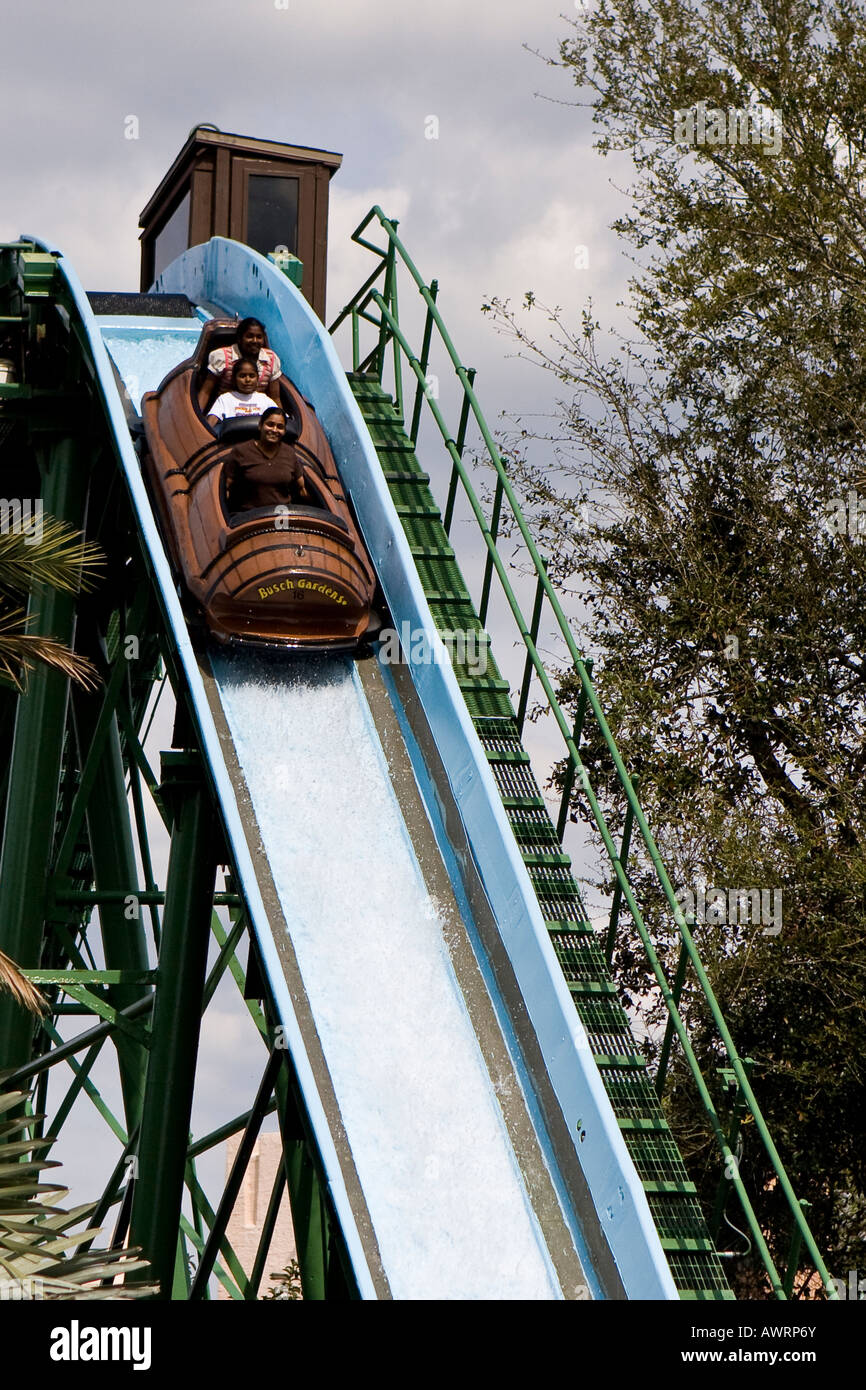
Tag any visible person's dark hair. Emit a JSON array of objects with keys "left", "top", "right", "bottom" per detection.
[
  {"left": 231, "top": 356, "right": 260, "bottom": 385},
  {"left": 236, "top": 317, "right": 268, "bottom": 345}
]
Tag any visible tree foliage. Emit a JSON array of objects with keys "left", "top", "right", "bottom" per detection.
[{"left": 486, "top": 0, "right": 866, "bottom": 1286}]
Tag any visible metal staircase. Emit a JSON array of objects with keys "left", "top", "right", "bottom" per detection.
[
  {"left": 332, "top": 208, "right": 836, "bottom": 1301},
  {"left": 349, "top": 373, "right": 731, "bottom": 1299}
]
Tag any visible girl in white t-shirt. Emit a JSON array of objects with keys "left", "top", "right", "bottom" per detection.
[{"left": 206, "top": 358, "right": 273, "bottom": 428}]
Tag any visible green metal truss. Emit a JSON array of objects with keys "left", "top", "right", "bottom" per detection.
[{"left": 0, "top": 241, "right": 353, "bottom": 1301}]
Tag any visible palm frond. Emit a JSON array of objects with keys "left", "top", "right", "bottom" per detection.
[
  {"left": 0, "top": 949, "right": 47, "bottom": 1016},
  {"left": 0, "top": 608, "right": 100, "bottom": 692},
  {"left": 0, "top": 517, "right": 103, "bottom": 597},
  {"left": 0, "top": 1092, "right": 157, "bottom": 1299}
]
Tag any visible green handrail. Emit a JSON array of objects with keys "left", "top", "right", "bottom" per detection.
[{"left": 329, "top": 207, "right": 837, "bottom": 1300}]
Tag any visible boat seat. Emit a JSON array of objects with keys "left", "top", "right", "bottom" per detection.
[{"left": 215, "top": 413, "right": 301, "bottom": 445}]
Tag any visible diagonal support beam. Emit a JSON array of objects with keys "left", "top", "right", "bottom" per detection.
[
  {"left": 129, "top": 749, "right": 219, "bottom": 1297},
  {"left": 188, "top": 1049, "right": 283, "bottom": 1299}
]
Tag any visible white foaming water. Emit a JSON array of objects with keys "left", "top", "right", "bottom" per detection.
[
  {"left": 211, "top": 650, "right": 561, "bottom": 1300},
  {"left": 100, "top": 329, "right": 202, "bottom": 409}
]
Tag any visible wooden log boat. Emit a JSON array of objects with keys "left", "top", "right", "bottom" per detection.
[{"left": 141, "top": 319, "right": 379, "bottom": 650}]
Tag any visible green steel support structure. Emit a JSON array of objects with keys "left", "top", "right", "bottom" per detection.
[
  {"left": 128, "top": 749, "right": 218, "bottom": 1296},
  {"left": 0, "top": 242, "right": 350, "bottom": 1301},
  {"left": 69, "top": 638, "right": 151, "bottom": 1129}
]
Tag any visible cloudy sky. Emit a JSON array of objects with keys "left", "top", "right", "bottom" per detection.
[
  {"left": 3, "top": 0, "right": 633, "bottom": 367},
  {"left": 5, "top": 0, "right": 637, "bottom": 743},
  {"left": 2, "top": 1, "right": 645, "bottom": 1248}
]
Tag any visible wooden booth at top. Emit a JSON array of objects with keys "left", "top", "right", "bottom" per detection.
[{"left": 139, "top": 126, "right": 342, "bottom": 321}]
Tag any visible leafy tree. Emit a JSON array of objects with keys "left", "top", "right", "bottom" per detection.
[
  {"left": 262, "top": 1258, "right": 303, "bottom": 1300},
  {"left": 485, "top": 0, "right": 866, "bottom": 1290}
]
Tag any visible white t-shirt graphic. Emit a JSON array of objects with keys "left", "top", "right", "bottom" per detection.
[{"left": 209, "top": 389, "right": 274, "bottom": 421}]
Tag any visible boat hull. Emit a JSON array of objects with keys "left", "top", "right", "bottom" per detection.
[{"left": 141, "top": 319, "right": 378, "bottom": 649}]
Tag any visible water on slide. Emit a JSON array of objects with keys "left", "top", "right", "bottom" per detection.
[{"left": 212, "top": 651, "right": 561, "bottom": 1299}]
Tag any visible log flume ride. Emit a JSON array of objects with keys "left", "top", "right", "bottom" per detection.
[{"left": 142, "top": 318, "right": 379, "bottom": 650}]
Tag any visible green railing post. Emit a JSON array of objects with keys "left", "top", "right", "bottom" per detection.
[
  {"left": 515, "top": 562, "right": 547, "bottom": 736},
  {"left": 409, "top": 280, "right": 438, "bottom": 445},
  {"left": 654, "top": 936, "right": 689, "bottom": 1096},
  {"left": 782, "top": 1201, "right": 811, "bottom": 1299},
  {"left": 376, "top": 230, "right": 398, "bottom": 384},
  {"left": 389, "top": 270, "right": 403, "bottom": 420},
  {"left": 351, "top": 308, "right": 360, "bottom": 373},
  {"left": 443, "top": 368, "right": 475, "bottom": 536},
  {"left": 479, "top": 469, "right": 506, "bottom": 628},
  {"left": 710, "top": 1061, "right": 754, "bottom": 1243},
  {"left": 555, "top": 659, "right": 593, "bottom": 843},
  {"left": 604, "top": 775, "right": 639, "bottom": 968}
]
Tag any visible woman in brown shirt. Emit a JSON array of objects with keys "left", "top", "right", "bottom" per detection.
[{"left": 224, "top": 408, "right": 310, "bottom": 514}]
